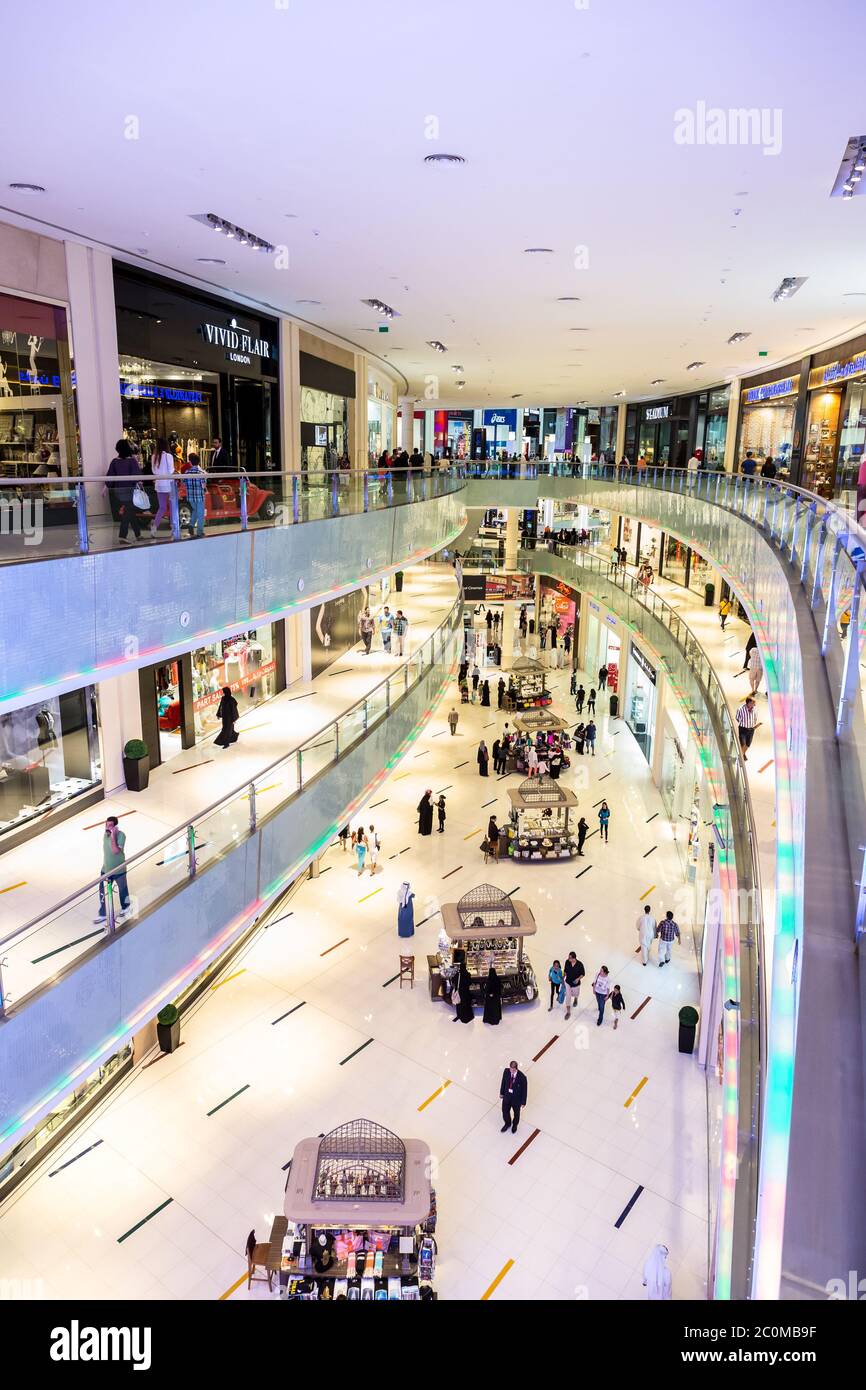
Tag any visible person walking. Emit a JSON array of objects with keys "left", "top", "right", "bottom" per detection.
[
  {"left": 393, "top": 609, "right": 408, "bottom": 656},
  {"left": 436, "top": 795, "right": 446, "bottom": 833},
  {"left": 214, "top": 685, "right": 239, "bottom": 747},
  {"left": 656, "top": 910, "right": 680, "bottom": 967},
  {"left": 452, "top": 953, "right": 475, "bottom": 1023},
  {"left": 598, "top": 800, "right": 610, "bottom": 842},
  {"left": 548, "top": 958, "right": 564, "bottom": 1011},
  {"left": 93, "top": 815, "right": 131, "bottom": 925},
  {"left": 576, "top": 815, "right": 589, "bottom": 856},
  {"left": 105, "top": 439, "right": 144, "bottom": 543},
  {"left": 480, "top": 677, "right": 490, "bottom": 707},
  {"left": 563, "top": 951, "right": 585, "bottom": 1020},
  {"left": 497, "top": 676, "right": 506, "bottom": 709},
  {"left": 747, "top": 644, "right": 763, "bottom": 696},
  {"left": 447, "top": 707, "right": 459, "bottom": 736},
  {"left": 735, "top": 696, "right": 761, "bottom": 761},
  {"left": 575, "top": 684, "right": 585, "bottom": 715},
  {"left": 183, "top": 452, "right": 207, "bottom": 538},
  {"left": 397, "top": 881, "right": 415, "bottom": 938},
  {"left": 610, "top": 985, "right": 626, "bottom": 1029},
  {"left": 719, "top": 596, "right": 732, "bottom": 631},
  {"left": 417, "top": 790, "right": 434, "bottom": 835},
  {"left": 585, "top": 719, "right": 597, "bottom": 756},
  {"left": 499, "top": 1060, "right": 528, "bottom": 1133},
  {"left": 367, "top": 825, "right": 381, "bottom": 873},
  {"left": 149, "top": 437, "right": 175, "bottom": 535},
  {"left": 587, "top": 687, "right": 596, "bottom": 715},
  {"left": 636, "top": 903, "right": 657, "bottom": 965},
  {"left": 352, "top": 826, "right": 367, "bottom": 875},
  {"left": 592, "top": 965, "right": 612, "bottom": 1026},
  {"left": 358, "top": 607, "right": 375, "bottom": 655},
  {"left": 477, "top": 740, "right": 490, "bottom": 777},
  {"left": 598, "top": 664, "right": 609, "bottom": 691},
  {"left": 482, "top": 966, "right": 502, "bottom": 1025}
]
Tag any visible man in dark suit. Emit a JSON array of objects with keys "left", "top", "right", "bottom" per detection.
[
  {"left": 499, "top": 1060, "right": 528, "bottom": 1134},
  {"left": 210, "top": 436, "right": 230, "bottom": 473}
]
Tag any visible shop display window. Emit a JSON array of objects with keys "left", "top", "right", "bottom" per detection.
[
  {"left": 0, "top": 688, "right": 101, "bottom": 838},
  {"left": 801, "top": 390, "right": 842, "bottom": 497},
  {"left": 192, "top": 627, "right": 276, "bottom": 739}
]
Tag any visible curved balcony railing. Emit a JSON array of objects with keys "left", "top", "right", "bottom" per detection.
[
  {"left": 0, "top": 466, "right": 464, "bottom": 564},
  {"left": 0, "top": 593, "right": 463, "bottom": 1014}
]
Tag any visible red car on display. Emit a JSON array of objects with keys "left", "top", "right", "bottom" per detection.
[{"left": 176, "top": 475, "right": 277, "bottom": 529}]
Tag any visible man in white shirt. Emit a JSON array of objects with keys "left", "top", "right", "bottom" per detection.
[{"left": 635, "top": 903, "right": 657, "bottom": 965}]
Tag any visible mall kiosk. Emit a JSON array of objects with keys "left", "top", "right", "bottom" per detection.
[
  {"left": 508, "top": 656, "right": 551, "bottom": 710},
  {"left": 428, "top": 884, "right": 538, "bottom": 1008},
  {"left": 281, "top": 1119, "right": 437, "bottom": 1300},
  {"left": 506, "top": 775, "right": 579, "bottom": 861}
]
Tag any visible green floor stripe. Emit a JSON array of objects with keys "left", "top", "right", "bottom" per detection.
[
  {"left": 117, "top": 1197, "right": 173, "bottom": 1244},
  {"left": 207, "top": 1083, "right": 250, "bottom": 1117},
  {"left": 32, "top": 927, "right": 105, "bottom": 965}
]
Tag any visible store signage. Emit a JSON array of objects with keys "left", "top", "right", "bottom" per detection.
[
  {"left": 200, "top": 321, "right": 273, "bottom": 361},
  {"left": 120, "top": 382, "right": 206, "bottom": 404},
  {"left": 808, "top": 353, "right": 866, "bottom": 391},
  {"left": 743, "top": 376, "right": 798, "bottom": 405},
  {"left": 483, "top": 409, "right": 517, "bottom": 430},
  {"left": 645, "top": 404, "right": 669, "bottom": 421},
  {"left": 630, "top": 641, "right": 657, "bottom": 684}
]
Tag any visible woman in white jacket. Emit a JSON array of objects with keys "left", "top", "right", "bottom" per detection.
[{"left": 150, "top": 436, "right": 175, "bottom": 535}]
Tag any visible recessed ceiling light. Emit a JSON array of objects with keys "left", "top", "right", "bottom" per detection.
[
  {"left": 197, "top": 257, "right": 226, "bottom": 265},
  {"left": 727, "top": 331, "right": 751, "bottom": 344},
  {"left": 9, "top": 182, "right": 45, "bottom": 194},
  {"left": 424, "top": 153, "right": 466, "bottom": 164},
  {"left": 524, "top": 247, "right": 554, "bottom": 254}
]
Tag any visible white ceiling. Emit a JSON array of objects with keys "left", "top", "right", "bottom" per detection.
[{"left": 4, "top": 0, "right": 866, "bottom": 406}]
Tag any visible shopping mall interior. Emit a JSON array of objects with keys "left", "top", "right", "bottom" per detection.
[{"left": 0, "top": 0, "right": 864, "bottom": 1340}]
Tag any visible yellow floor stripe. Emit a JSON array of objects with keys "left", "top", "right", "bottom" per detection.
[
  {"left": 359, "top": 886, "right": 383, "bottom": 904},
  {"left": 211, "top": 969, "right": 246, "bottom": 992},
  {"left": 481, "top": 1258, "right": 515, "bottom": 1300},
  {"left": 639, "top": 885, "right": 656, "bottom": 901},
  {"left": 463, "top": 826, "right": 482, "bottom": 839},
  {"left": 218, "top": 1271, "right": 248, "bottom": 1300},
  {"left": 624, "top": 1076, "right": 649, "bottom": 1108},
  {"left": 418, "top": 1079, "right": 452, "bottom": 1112},
  {"left": 0, "top": 881, "right": 26, "bottom": 894}
]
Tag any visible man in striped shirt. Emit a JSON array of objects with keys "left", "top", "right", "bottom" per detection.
[
  {"left": 656, "top": 910, "right": 680, "bottom": 967},
  {"left": 735, "top": 695, "right": 761, "bottom": 761}
]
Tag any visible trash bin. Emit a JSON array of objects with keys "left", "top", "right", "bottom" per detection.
[
  {"left": 609, "top": 692, "right": 619, "bottom": 718},
  {"left": 704, "top": 581, "right": 715, "bottom": 607},
  {"left": 678, "top": 1005, "right": 699, "bottom": 1054}
]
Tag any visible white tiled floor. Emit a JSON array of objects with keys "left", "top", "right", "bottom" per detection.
[{"left": 0, "top": 587, "right": 714, "bottom": 1302}]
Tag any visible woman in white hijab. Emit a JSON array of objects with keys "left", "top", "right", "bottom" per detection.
[
  {"left": 642, "top": 1243, "right": 672, "bottom": 1300},
  {"left": 397, "top": 882, "right": 415, "bottom": 938}
]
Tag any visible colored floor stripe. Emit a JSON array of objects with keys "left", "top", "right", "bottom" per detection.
[
  {"left": 207, "top": 1084, "right": 250, "bottom": 1117},
  {"left": 442, "top": 865, "right": 463, "bottom": 879},
  {"left": 508, "top": 1128, "right": 541, "bottom": 1166},
  {"left": 463, "top": 827, "right": 482, "bottom": 839},
  {"left": 369, "top": 798, "right": 389, "bottom": 809},
  {"left": 218, "top": 1272, "right": 248, "bottom": 1301},
  {"left": 0, "top": 881, "right": 26, "bottom": 894},
  {"left": 624, "top": 1076, "right": 649, "bottom": 1108},
  {"left": 382, "top": 973, "right": 401, "bottom": 988},
  {"left": 758, "top": 759, "right": 774, "bottom": 773},
  {"left": 642, "top": 846, "right": 657, "bottom": 858},
  {"left": 575, "top": 865, "right": 592, "bottom": 880},
  {"left": 83, "top": 810, "right": 136, "bottom": 831},
  {"left": 49, "top": 1139, "right": 103, "bottom": 1177},
  {"left": 415, "top": 910, "right": 441, "bottom": 927},
  {"left": 340, "top": 1038, "right": 374, "bottom": 1066},
  {"left": 359, "top": 886, "right": 383, "bottom": 903},
  {"left": 271, "top": 1001, "right": 306, "bottom": 1025},
  {"left": 418, "top": 1079, "right": 452, "bottom": 1111},
  {"left": 639, "top": 884, "right": 656, "bottom": 901},
  {"left": 532, "top": 1036, "right": 560, "bottom": 1062},
  {"left": 117, "top": 1197, "right": 173, "bottom": 1243},
  {"left": 631, "top": 996, "right": 652, "bottom": 1021},
  {"left": 563, "top": 909, "right": 583, "bottom": 925},
  {"left": 321, "top": 937, "right": 349, "bottom": 955},
  {"left": 645, "top": 812, "right": 659, "bottom": 824},
  {"left": 32, "top": 927, "right": 104, "bottom": 965},
  {"left": 614, "top": 1185, "right": 645, "bottom": 1228},
  {"left": 171, "top": 759, "right": 214, "bottom": 775},
  {"left": 481, "top": 1258, "right": 515, "bottom": 1300},
  {"left": 211, "top": 968, "right": 246, "bottom": 992}
]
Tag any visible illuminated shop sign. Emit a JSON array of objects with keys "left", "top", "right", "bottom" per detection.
[
  {"left": 743, "top": 377, "right": 798, "bottom": 405},
  {"left": 629, "top": 641, "right": 657, "bottom": 684},
  {"left": 120, "top": 382, "right": 206, "bottom": 404},
  {"left": 644, "top": 404, "right": 670, "bottom": 421},
  {"left": 807, "top": 353, "right": 866, "bottom": 390}
]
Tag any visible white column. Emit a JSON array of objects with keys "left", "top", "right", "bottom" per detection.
[
  {"left": 723, "top": 377, "right": 741, "bottom": 473},
  {"left": 64, "top": 242, "right": 123, "bottom": 481},
  {"left": 98, "top": 670, "right": 143, "bottom": 793},
  {"left": 280, "top": 318, "right": 301, "bottom": 475},
  {"left": 504, "top": 506, "right": 519, "bottom": 569}
]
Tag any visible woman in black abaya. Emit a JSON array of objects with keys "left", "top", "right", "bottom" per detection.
[
  {"left": 417, "top": 790, "right": 434, "bottom": 836},
  {"left": 482, "top": 966, "right": 502, "bottom": 1025}
]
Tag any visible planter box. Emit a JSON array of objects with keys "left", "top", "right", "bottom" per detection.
[{"left": 123, "top": 755, "right": 150, "bottom": 792}]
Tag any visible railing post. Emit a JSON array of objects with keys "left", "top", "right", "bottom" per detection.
[
  {"left": 76, "top": 481, "right": 90, "bottom": 554},
  {"left": 169, "top": 478, "right": 181, "bottom": 541},
  {"left": 292, "top": 475, "right": 300, "bottom": 524},
  {"left": 187, "top": 824, "right": 197, "bottom": 878},
  {"left": 240, "top": 475, "right": 249, "bottom": 530}
]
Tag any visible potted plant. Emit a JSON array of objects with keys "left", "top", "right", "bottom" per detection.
[
  {"left": 156, "top": 1003, "right": 180, "bottom": 1054},
  {"left": 122, "top": 738, "right": 150, "bottom": 792},
  {"left": 678, "top": 1004, "right": 700, "bottom": 1055}
]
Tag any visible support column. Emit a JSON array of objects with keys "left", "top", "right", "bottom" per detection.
[
  {"left": 615, "top": 402, "right": 627, "bottom": 462},
  {"left": 64, "top": 242, "right": 123, "bottom": 485},
  {"left": 97, "top": 669, "right": 143, "bottom": 793},
  {"left": 504, "top": 506, "right": 520, "bottom": 569},
  {"left": 723, "top": 377, "right": 741, "bottom": 474},
  {"left": 280, "top": 318, "right": 302, "bottom": 476}
]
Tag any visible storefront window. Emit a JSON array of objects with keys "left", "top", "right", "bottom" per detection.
[
  {"left": 191, "top": 628, "right": 276, "bottom": 741},
  {"left": 801, "top": 389, "right": 842, "bottom": 497},
  {"left": 625, "top": 642, "right": 657, "bottom": 761},
  {"left": 0, "top": 688, "right": 101, "bottom": 839},
  {"left": 662, "top": 534, "right": 689, "bottom": 587},
  {"left": 0, "top": 292, "right": 77, "bottom": 478}
]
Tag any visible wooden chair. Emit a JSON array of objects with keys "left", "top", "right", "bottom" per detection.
[{"left": 399, "top": 954, "right": 415, "bottom": 989}]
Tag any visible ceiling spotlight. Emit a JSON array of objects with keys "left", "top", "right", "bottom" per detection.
[
  {"left": 424, "top": 153, "right": 466, "bottom": 164},
  {"left": 686, "top": 361, "right": 705, "bottom": 371},
  {"left": 727, "top": 331, "right": 751, "bottom": 344},
  {"left": 650, "top": 378, "right": 666, "bottom": 386},
  {"left": 8, "top": 182, "right": 45, "bottom": 194},
  {"left": 771, "top": 276, "right": 807, "bottom": 302},
  {"left": 427, "top": 340, "right": 447, "bottom": 353}
]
